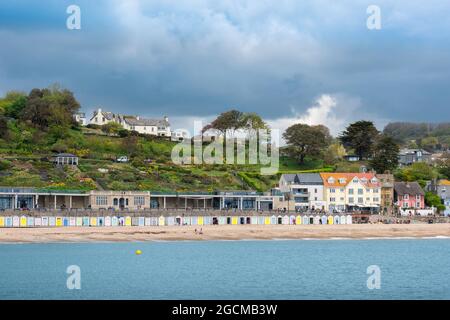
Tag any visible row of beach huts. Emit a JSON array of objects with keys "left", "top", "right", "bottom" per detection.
[{"left": 0, "top": 214, "right": 353, "bottom": 227}]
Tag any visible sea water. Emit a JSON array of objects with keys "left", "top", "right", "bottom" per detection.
[{"left": 0, "top": 239, "right": 449, "bottom": 299}]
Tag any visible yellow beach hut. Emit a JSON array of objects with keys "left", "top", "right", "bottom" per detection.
[
  {"left": 125, "top": 216, "right": 132, "bottom": 226},
  {"left": 231, "top": 217, "right": 238, "bottom": 225},
  {"left": 20, "top": 216, "right": 27, "bottom": 227},
  {"left": 90, "top": 217, "right": 97, "bottom": 226},
  {"left": 327, "top": 216, "right": 334, "bottom": 225},
  {"left": 264, "top": 216, "right": 271, "bottom": 225},
  {"left": 56, "top": 217, "right": 63, "bottom": 227},
  {"left": 0, "top": 217, "right": 4, "bottom": 227},
  {"left": 296, "top": 215, "right": 302, "bottom": 225},
  {"left": 158, "top": 216, "right": 165, "bottom": 226},
  {"left": 198, "top": 216, "right": 204, "bottom": 225}
]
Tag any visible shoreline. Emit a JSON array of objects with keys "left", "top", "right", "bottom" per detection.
[{"left": 1, "top": 224, "right": 450, "bottom": 243}]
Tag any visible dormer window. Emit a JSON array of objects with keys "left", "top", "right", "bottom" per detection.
[
  {"left": 361, "top": 178, "right": 367, "bottom": 183},
  {"left": 338, "top": 178, "right": 346, "bottom": 184},
  {"left": 328, "top": 177, "right": 335, "bottom": 184},
  {"left": 371, "top": 177, "right": 378, "bottom": 183},
  {"left": 353, "top": 178, "right": 359, "bottom": 183}
]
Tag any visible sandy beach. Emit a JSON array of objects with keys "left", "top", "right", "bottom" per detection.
[{"left": 0, "top": 224, "right": 450, "bottom": 243}]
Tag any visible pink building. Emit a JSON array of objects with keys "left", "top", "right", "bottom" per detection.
[{"left": 394, "top": 182, "right": 425, "bottom": 209}]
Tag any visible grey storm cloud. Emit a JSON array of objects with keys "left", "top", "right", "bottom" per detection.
[{"left": 0, "top": 0, "right": 450, "bottom": 133}]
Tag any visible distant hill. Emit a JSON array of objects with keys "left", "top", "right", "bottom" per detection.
[{"left": 383, "top": 122, "right": 450, "bottom": 151}]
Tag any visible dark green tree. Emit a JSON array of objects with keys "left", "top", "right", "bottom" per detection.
[
  {"left": 369, "top": 135, "right": 400, "bottom": 173},
  {"left": 283, "top": 123, "right": 330, "bottom": 164},
  {"left": 202, "top": 109, "right": 244, "bottom": 135},
  {"left": 339, "top": 120, "right": 379, "bottom": 159}
]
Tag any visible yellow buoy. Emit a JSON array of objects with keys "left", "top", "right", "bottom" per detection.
[{"left": 135, "top": 250, "right": 142, "bottom": 255}]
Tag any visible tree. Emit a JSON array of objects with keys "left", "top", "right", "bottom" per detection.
[
  {"left": 395, "top": 162, "right": 438, "bottom": 184},
  {"left": 283, "top": 123, "right": 330, "bottom": 164},
  {"left": 436, "top": 153, "right": 450, "bottom": 179},
  {"left": 0, "top": 116, "right": 8, "bottom": 139},
  {"left": 425, "top": 192, "right": 446, "bottom": 212},
  {"left": 323, "top": 142, "right": 346, "bottom": 164},
  {"left": 420, "top": 136, "right": 439, "bottom": 151},
  {"left": 202, "top": 109, "right": 243, "bottom": 135},
  {"left": 369, "top": 135, "right": 400, "bottom": 173},
  {"left": 0, "top": 91, "right": 27, "bottom": 118},
  {"left": 339, "top": 120, "right": 379, "bottom": 159}
]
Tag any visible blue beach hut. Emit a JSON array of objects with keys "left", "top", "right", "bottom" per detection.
[
  {"left": 302, "top": 216, "right": 309, "bottom": 225},
  {"left": 167, "top": 216, "right": 175, "bottom": 226},
  {"left": 27, "top": 217, "right": 34, "bottom": 227},
  {"left": 138, "top": 217, "right": 145, "bottom": 226},
  {"left": 191, "top": 216, "right": 198, "bottom": 225},
  {"left": 321, "top": 215, "right": 327, "bottom": 225},
  {"left": 258, "top": 216, "right": 265, "bottom": 225},
  {"left": 203, "top": 216, "right": 212, "bottom": 225},
  {"left": 82, "top": 217, "right": 89, "bottom": 226},
  {"left": 150, "top": 217, "right": 158, "bottom": 226},
  {"left": 49, "top": 217, "right": 56, "bottom": 227},
  {"left": 6, "top": 217, "right": 13, "bottom": 227},
  {"left": 182, "top": 216, "right": 191, "bottom": 225},
  {"left": 63, "top": 217, "right": 69, "bottom": 227},
  {"left": 111, "top": 216, "right": 118, "bottom": 226},
  {"left": 271, "top": 215, "right": 277, "bottom": 224}
]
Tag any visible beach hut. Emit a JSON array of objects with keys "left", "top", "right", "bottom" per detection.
[
  {"left": 0, "top": 217, "right": 4, "bottom": 227},
  {"left": 183, "top": 216, "right": 191, "bottom": 226},
  {"left": 82, "top": 217, "right": 89, "bottom": 226},
  {"left": 321, "top": 215, "right": 327, "bottom": 225},
  {"left": 289, "top": 215, "right": 296, "bottom": 225},
  {"left": 63, "top": 217, "right": 69, "bottom": 227},
  {"left": 41, "top": 217, "right": 49, "bottom": 227},
  {"left": 276, "top": 215, "right": 283, "bottom": 224},
  {"left": 118, "top": 217, "right": 125, "bottom": 226},
  {"left": 190, "top": 216, "right": 197, "bottom": 225},
  {"left": 20, "top": 216, "right": 27, "bottom": 227},
  {"left": 204, "top": 216, "right": 212, "bottom": 225},
  {"left": 264, "top": 216, "right": 271, "bottom": 225},
  {"left": 105, "top": 216, "right": 112, "bottom": 227},
  {"left": 56, "top": 217, "right": 63, "bottom": 227},
  {"left": 296, "top": 215, "right": 302, "bottom": 225},
  {"left": 158, "top": 216, "right": 165, "bottom": 226},
  {"left": 313, "top": 216, "right": 320, "bottom": 225},
  {"left": 49, "top": 217, "right": 56, "bottom": 227},
  {"left": 340, "top": 216, "right": 346, "bottom": 224},
  {"left": 125, "top": 216, "right": 132, "bottom": 226},
  {"left": 13, "top": 216, "right": 20, "bottom": 227},
  {"left": 90, "top": 217, "right": 97, "bottom": 227},
  {"left": 34, "top": 217, "right": 42, "bottom": 227},
  {"left": 251, "top": 216, "right": 258, "bottom": 225},
  {"left": 302, "top": 216, "right": 309, "bottom": 225},
  {"left": 69, "top": 217, "right": 76, "bottom": 227},
  {"left": 334, "top": 216, "right": 340, "bottom": 225},
  {"left": 282, "top": 215, "right": 289, "bottom": 225},
  {"left": 175, "top": 216, "right": 182, "bottom": 225},
  {"left": 309, "top": 216, "right": 314, "bottom": 225},
  {"left": 98, "top": 217, "right": 105, "bottom": 226},
  {"left": 144, "top": 217, "right": 151, "bottom": 226},
  {"left": 76, "top": 217, "right": 83, "bottom": 227},
  {"left": 346, "top": 215, "right": 353, "bottom": 224},
  {"left": 232, "top": 217, "right": 238, "bottom": 225},
  {"left": 138, "top": 217, "right": 145, "bottom": 226},
  {"left": 131, "top": 217, "right": 139, "bottom": 226},
  {"left": 257, "top": 216, "right": 264, "bottom": 225},
  {"left": 167, "top": 216, "right": 175, "bottom": 226},
  {"left": 6, "top": 217, "right": 13, "bottom": 227},
  {"left": 327, "top": 216, "right": 334, "bottom": 225},
  {"left": 27, "top": 217, "right": 34, "bottom": 227},
  {"left": 219, "top": 216, "right": 226, "bottom": 225},
  {"left": 197, "top": 216, "right": 204, "bottom": 226},
  {"left": 270, "top": 215, "right": 276, "bottom": 225},
  {"left": 112, "top": 216, "right": 119, "bottom": 227},
  {"left": 150, "top": 217, "right": 158, "bottom": 226},
  {"left": 239, "top": 217, "right": 245, "bottom": 225}
]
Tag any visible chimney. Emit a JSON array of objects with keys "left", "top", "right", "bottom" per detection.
[
  {"left": 98, "top": 108, "right": 102, "bottom": 114},
  {"left": 164, "top": 116, "right": 169, "bottom": 122},
  {"left": 136, "top": 116, "right": 140, "bottom": 120}
]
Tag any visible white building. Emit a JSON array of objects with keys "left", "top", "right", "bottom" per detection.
[
  {"left": 89, "top": 108, "right": 118, "bottom": 126},
  {"left": 74, "top": 112, "right": 87, "bottom": 126},
  {"left": 278, "top": 173, "right": 326, "bottom": 211}
]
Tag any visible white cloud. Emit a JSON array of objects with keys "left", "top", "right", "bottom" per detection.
[{"left": 267, "top": 94, "right": 390, "bottom": 142}]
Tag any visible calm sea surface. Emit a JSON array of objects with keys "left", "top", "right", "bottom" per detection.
[{"left": 0, "top": 239, "right": 449, "bottom": 299}]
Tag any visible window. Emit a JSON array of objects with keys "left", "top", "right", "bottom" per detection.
[
  {"left": 134, "top": 196, "right": 145, "bottom": 206},
  {"left": 358, "top": 197, "right": 363, "bottom": 204},
  {"left": 349, "top": 197, "right": 354, "bottom": 203},
  {"left": 403, "top": 202, "right": 409, "bottom": 208},
  {"left": 314, "top": 188, "right": 317, "bottom": 193},
  {"left": 416, "top": 202, "right": 421, "bottom": 208},
  {"left": 373, "top": 188, "right": 379, "bottom": 193},
  {"left": 416, "top": 195, "right": 421, "bottom": 200},
  {"left": 330, "top": 197, "right": 336, "bottom": 202},
  {"left": 340, "top": 188, "right": 345, "bottom": 192},
  {"left": 403, "top": 194, "right": 409, "bottom": 200},
  {"left": 330, "top": 188, "right": 336, "bottom": 193},
  {"left": 348, "top": 189, "right": 354, "bottom": 195},
  {"left": 340, "top": 197, "right": 344, "bottom": 201},
  {"left": 113, "top": 198, "right": 118, "bottom": 206},
  {"left": 358, "top": 189, "right": 363, "bottom": 195},
  {"left": 328, "top": 177, "right": 335, "bottom": 184},
  {"left": 353, "top": 178, "right": 359, "bottom": 183},
  {"left": 373, "top": 197, "right": 379, "bottom": 202},
  {"left": 96, "top": 196, "right": 107, "bottom": 206},
  {"left": 339, "top": 178, "right": 346, "bottom": 184}
]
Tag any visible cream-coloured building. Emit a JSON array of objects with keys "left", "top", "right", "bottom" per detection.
[{"left": 320, "top": 173, "right": 381, "bottom": 213}]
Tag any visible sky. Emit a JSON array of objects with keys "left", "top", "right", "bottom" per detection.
[{"left": 0, "top": 0, "right": 450, "bottom": 136}]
